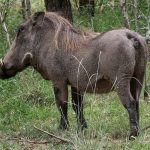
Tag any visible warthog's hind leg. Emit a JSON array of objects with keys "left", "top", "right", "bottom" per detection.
[
  {"left": 116, "top": 78, "right": 139, "bottom": 140},
  {"left": 53, "top": 82, "right": 69, "bottom": 130},
  {"left": 71, "top": 87, "right": 87, "bottom": 130},
  {"left": 130, "top": 70, "right": 145, "bottom": 134}
]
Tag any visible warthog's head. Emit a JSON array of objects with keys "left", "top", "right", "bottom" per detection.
[{"left": 0, "top": 12, "right": 45, "bottom": 79}]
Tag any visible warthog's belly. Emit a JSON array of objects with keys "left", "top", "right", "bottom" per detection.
[{"left": 86, "top": 79, "right": 113, "bottom": 94}]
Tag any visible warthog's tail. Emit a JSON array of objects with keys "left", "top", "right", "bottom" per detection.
[{"left": 127, "top": 32, "right": 149, "bottom": 102}]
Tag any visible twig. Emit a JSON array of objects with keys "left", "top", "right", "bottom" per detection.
[{"left": 33, "top": 126, "right": 73, "bottom": 144}]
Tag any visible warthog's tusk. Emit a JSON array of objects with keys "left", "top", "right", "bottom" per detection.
[{"left": 22, "top": 52, "right": 33, "bottom": 64}]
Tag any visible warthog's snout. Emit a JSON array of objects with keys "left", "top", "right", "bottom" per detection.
[
  {"left": 0, "top": 67, "right": 5, "bottom": 79},
  {"left": 0, "top": 59, "right": 6, "bottom": 79},
  {"left": 0, "top": 59, "right": 17, "bottom": 79}
]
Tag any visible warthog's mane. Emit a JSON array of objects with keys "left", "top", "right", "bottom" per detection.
[{"left": 44, "top": 12, "right": 98, "bottom": 51}]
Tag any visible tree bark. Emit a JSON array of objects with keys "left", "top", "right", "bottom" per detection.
[
  {"left": 79, "top": 0, "right": 95, "bottom": 16},
  {"left": 44, "top": 0, "right": 73, "bottom": 22},
  {"left": 120, "top": 0, "right": 130, "bottom": 29},
  {"left": 26, "top": 0, "right": 31, "bottom": 18},
  {"left": 21, "top": 0, "right": 26, "bottom": 20}
]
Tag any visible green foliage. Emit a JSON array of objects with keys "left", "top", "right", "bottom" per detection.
[
  {"left": 0, "top": 0, "right": 150, "bottom": 149},
  {"left": 73, "top": 4, "right": 123, "bottom": 32}
]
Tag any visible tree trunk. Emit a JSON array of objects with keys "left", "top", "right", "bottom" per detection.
[
  {"left": 120, "top": 0, "right": 130, "bottom": 29},
  {"left": 44, "top": 0, "right": 73, "bottom": 22},
  {"left": 132, "top": 0, "right": 138, "bottom": 32},
  {"left": 79, "top": 0, "right": 95, "bottom": 16},
  {"left": 26, "top": 0, "right": 31, "bottom": 18},
  {"left": 131, "top": 0, "right": 135, "bottom": 14},
  {"left": 144, "top": 0, "right": 150, "bottom": 102},
  {"left": 21, "top": 0, "right": 26, "bottom": 20},
  {"left": 0, "top": 12, "right": 11, "bottom": 47},
  {"left": 146, "top": 0, "right": 150, "bottom": 41},
  {"left": 21, "top": 0, "right": 31, "bottom": 20}
]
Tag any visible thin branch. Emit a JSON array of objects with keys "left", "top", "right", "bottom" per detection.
[
  {"left": 33, "top": 126, "right": 73, "bottom": 144},
  {"left": 120, "top": 0, "right": 130, "bottom": 28},
  {"left": 0, "top": 11, "right": 11, "bottom": 47}
]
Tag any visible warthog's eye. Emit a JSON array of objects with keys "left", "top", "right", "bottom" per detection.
[
  {"left": 18, "top": 26, "right": 24, "bottom": 32},
  {"left": 32, "top": 21, "right": 36, "bottom": 27}
]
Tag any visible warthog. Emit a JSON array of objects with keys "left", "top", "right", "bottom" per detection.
[{"left": 0, "top": 12, "right": 148, "bottom": 139}]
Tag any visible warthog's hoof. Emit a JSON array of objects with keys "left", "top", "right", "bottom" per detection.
[
  {"left": 58, "top": 120, "right": 69, "bottom": 130},
  {"left": 129, "top": 126, "right": 139, "bottom": 140},
  {"left": 77, "top": 121, "right": 88, "bottom": 131},
  {"left": 58, "top": 124, "right": 69, "bottom": 130}
]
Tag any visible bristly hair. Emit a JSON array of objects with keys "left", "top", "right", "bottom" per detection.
[{"left": 44, "top": 12, "right": 99, "bottom": 51}]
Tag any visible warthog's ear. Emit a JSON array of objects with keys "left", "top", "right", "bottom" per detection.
[
  {"left": 32, "top": 12, "right": 45, "bottom": 26},
  {"left": 22, "top": 53, "right": 33, "bottom": 65}
]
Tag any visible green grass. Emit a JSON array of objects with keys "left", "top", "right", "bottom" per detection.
[
  {"left": 1, "top": 69, "right": 150, "bottom": 150},
  {"left": 1, "top": 0, "right": 150, "bottom": 149}
]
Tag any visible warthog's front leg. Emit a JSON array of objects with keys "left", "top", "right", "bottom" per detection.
[
  {"left": 53, "top": 81, "right": 69, "bottom": 130},
  {"left": 71, "top": 87, "right": 87, "bottom": 130}
]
